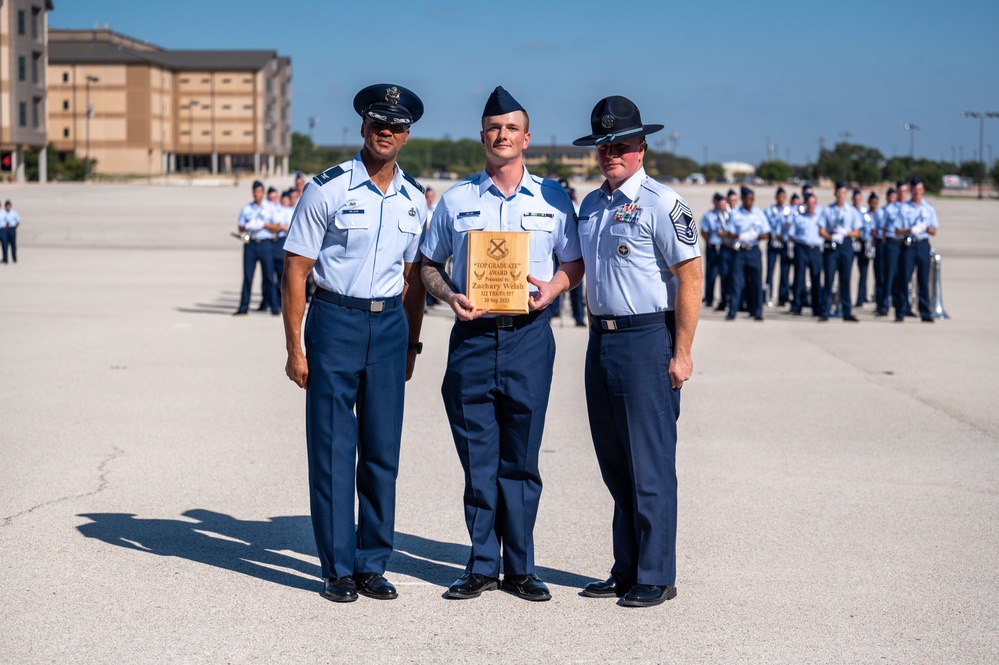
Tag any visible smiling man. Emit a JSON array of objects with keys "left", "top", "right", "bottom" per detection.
[
  {"left": 281, "top": 83, "right": 427, "bottom": 603},
  {"left": 421, "top": 86, "right": 582, "bottom": 602},
  {"left": 572, "top": 95, "right": 702, "bottom": 608}
]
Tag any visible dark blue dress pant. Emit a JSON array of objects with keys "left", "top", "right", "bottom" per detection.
[
  {"left": 585, "top": 319, "right": 680, "bottom": 587},
  {"left": 441, "top": 312, "right": 554, "bottom": 578},
  {"left": 304, "top": 298, "right": 408, "bottom": 580},
  {"left": 880, "top": 239, "right": 903, "bottom": 316},
  {"left": 792, "top": 245, "right": 822, "bottom": 315},
  {"left": 728, "top": 247, "right": 762, "bottom": 318},
  {"left": 822, "top": 244, "right": 853, "bottom": 317},
  {"left": 703, "top": 245, "right": 720, "bottom": 306},
  {"left": 238, "top": 240, "right": 274, "bottom": 313}
]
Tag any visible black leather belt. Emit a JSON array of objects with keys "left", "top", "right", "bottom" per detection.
[
  {"left": 591, "top": 311, "right": 675, "bottom": 333},
  {"left": 457, "top": 310, "right": 543, "bottom": 331},
  {"left": 885, "top": 238, "right": 902, "bottom": 243},
  {"left": 314, "top": 288, "right": 401, "bottom": 312}
]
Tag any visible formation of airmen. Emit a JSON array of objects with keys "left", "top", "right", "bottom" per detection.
[
  {"left": 700, "top": 178, "right": 940, "bottom": 322},
  {"left": 231, "top": 175, "right": 306, "bottom": 315}
]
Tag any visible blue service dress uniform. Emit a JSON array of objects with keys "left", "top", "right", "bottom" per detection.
[
  {"left": 283, "top": 154, "right": 426, "bottom": 581},
  {"left": 764, "top": 203, "right": 793, "bottom": 305},
  {"left": 820, "top": 204, "right": 860, "bottom": 318},
  {"left": 879, "top": 200, "right": 906, "bottom": 317},
  {"left": 853, "top": 205, "right": 873, "bottom": 306},
  {"left": 900, "top": 199, "right": 939, "bottom": 320},
  {"left": 577, "top": 167, "right": 700, "bottom": 588},
  {"left": 421, "top": 166, "right": 579, "bottom": 579},
  {"left": 872, "top": 206, "right": 887, "bottom": 312},
  {"left": 236, "top": 201, "right": 277, "bottom": 313},
  {"left": 789, "top": 209, "right": 824, "bottom": 315},
  {"left": 700, "top": 208, "right": 724, "bottom": 307},
  {"left": 270, "top": 202, "right": 292, "bottom": 309},
  {"left": 1, "top": 208, "right": 19, "bottom": 263},
  {"left": 726, "top": 204, "right": 770, "bottom": 319}
]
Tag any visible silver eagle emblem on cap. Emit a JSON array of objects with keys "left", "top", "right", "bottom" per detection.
[
  {"left": 601, "top": 114, "right": 615, "bottom": 129},
  {"left": 385, "top": 86, "right": 401, "bottom": 104}
]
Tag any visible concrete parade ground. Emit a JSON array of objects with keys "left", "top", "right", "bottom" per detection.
[{"left": 1, "top": 178, "right": 997, "bottom": 664}]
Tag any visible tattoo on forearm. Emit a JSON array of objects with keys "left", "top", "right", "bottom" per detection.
[{"left": 421, "top": 262, "right": 457, "bottom": 301}]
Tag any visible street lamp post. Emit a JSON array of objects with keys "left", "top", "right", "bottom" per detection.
[
  {"left": 902, "top": 123, "right": 920, "bottom": 161},
  {"left": 962, "top": 111, "right": 999, "bottom": 200},
  {"left": 307, "top": 116, "right": 320, "bottom": 145},
  {"left": 84, "top": 75, "right": 99, "bottom": 181}
]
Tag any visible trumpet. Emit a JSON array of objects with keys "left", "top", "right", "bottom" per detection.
[{"left": 230, "top": 231, "right": 251, "bottom": 244}]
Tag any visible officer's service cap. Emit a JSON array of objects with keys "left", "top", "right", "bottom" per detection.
[
  {"left": 252, "top": 180, "right": 264, "bottom": 190},
  {"left": 740, "top": 185, "right": 753, "bottom": 196},
  {"left": 712, "top": 192, "right": 725, "bottom": 202},
  {"left": 482, "top": 86, "right": 526, "bottom": 118},
  {"left": 572, "top": 95, "right": 664, "bottom": 146},
  {"left": 776, "top": 186, "right": 786, "bottom": 195},
  {"left": 353, "top": 83, "right": 423, "bottom": 126}
]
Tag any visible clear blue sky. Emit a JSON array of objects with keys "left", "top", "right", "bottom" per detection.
[{"left": 51, "top": 0, "right": 999, "bottom": 166}]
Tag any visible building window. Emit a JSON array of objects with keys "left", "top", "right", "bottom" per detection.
[
  {"left": 223, "top": 131, "right": 232, "bottom": 136},
  {"left": 62, "top": 72, "right": 69, "bottom": 83},
  {"left": 19, "top": 103, "right": 27, "bottom": 127},
  {"left": 243, "top": 104, "right": 252, "bottom": 110},
  {"left": 222, "top": 78, "right": 231, "bottom": 84},
  {"left": 201, "top": 78, "right": 209, "bottom": 84},
  {"left": 181, "top": 130, "right": 190, "bottom": 136},
  {"left": 17, "top": 10, "right": 25, "bottom": 35},
  {"left": 18, "top": 57, "right": 26, "bottom": 81},
  {"left": 243, "top": 78, "right": 252, "bottom": 84},
  {"left": 33, "top": 98, "right": 41, "bottom": 128},
  {"left": 180, "top": 77, "right": 189, "bottom": 84},
  {"left": 243, "top": 130, "right": 253, "bottom": 136},
  {"left": 63, "top": 100, "right": 69, "bottom": 111},
  {"left": 222, "top": 104, "right": 231, "bottom": 110},
  {"left": 63, "top": 128, "right": 70, "bottom": 138},
  {"left": 201, "top": 130, "right": 210, "bottom": 136},
  {"left": 32, "top": 53, "right": 40, "bottom": 84},
  {"left": 31, "top": 7, "right": 41, "bottom": 40}
]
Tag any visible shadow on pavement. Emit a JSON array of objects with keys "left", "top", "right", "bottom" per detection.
[{"left": 76, "top": 510, "right": 594, "bottom": 592}]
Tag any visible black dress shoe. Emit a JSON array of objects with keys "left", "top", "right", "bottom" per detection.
[
  {"left": 753, "top": 315, "right": 764, "bottom": 321},
  {"left": 724, "top": 314, "right": 735, "bottom": 321},
  {"left": 582, "top": 576, "right": 629, "bottom": 598},
  {"left": 323, "top": 576, "right": 358, "bottom": 603},
  {"left": 232, "top": 310, "right": 248, "bottom": 316},
  {"left": 353, "top": 572, "right": 398, "bottom": 600},
  {"left": 921, "top": 316, "right": 935, "bottom": 323},
  {"left": 714, "top": 304, "right": 727, "bottom": 312},
  {"left": 256, "top": 303, "right": 268, "bottom": 312},
  {"left": 818, "top": 316, "right": 828, "bottom": 322},
  {"left": 502, "top": 573, "right": 551, "bottom": 601},
  {"left": 619, "top": 584, "right": 677, "bottom": 607},
  {"left": 843, "top": 314, "right": 859, "bottom": 322},
  {"left": 445, "top": 573, "right": 499, "bottom": 600}
]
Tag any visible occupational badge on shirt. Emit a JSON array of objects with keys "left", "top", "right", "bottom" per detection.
[
  {"left": 669, "top": 199, "right": 697, "bottom": 246},
  {"left": 617, "top": 243, "right": 631, "bottom": 258},
  {"left": 348, "top": 200, "right": 358, "bottom": 208},
  {"left": 613, "top": 202, "right": 641, "bottom": 224}
]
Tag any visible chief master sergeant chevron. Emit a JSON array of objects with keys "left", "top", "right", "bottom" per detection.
[
  {"left": 281, "top": 83, "right": 427, "bottom": 603},
  {"left": 421, "top": 86, "right": 583, "bottom": 602},
  {"left": 572, "top": 95, "right": 702, "bottom": 608}
]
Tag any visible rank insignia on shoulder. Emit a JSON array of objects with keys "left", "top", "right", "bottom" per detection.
[
  {"left": 313, "top": 165, "right": 345, "bottom": 186},
  {"left": 669, "top": 199, "right": 697, "bottom": 246},
  {"left": 613, "top": 202, "right": 641, "bottom": 224}
]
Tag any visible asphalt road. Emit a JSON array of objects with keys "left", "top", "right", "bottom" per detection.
[{"left": 1, "top": 180, "right": 997, "bottom": 664}]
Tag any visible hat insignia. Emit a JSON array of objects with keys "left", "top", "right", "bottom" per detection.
[
  {"left": 385, "top": 86, "right": 401, "bottom": 104},
  {"left": 601, "top": 114, "right": 615, "bottom": 129}
]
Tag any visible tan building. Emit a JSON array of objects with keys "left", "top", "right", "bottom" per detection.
[
  {"left": 47, "top": 28, "right": 291, "bottom": 177},
  {"left": 523, "top": 145, "right": 598, "bottom": 178},
  {"left": 0, "top": 0, "right": 53, "bottom": 183}
]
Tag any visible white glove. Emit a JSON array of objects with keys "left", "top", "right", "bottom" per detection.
[
  {"left": 738, "top": 231, "right": 756, "bottom": 244},
  {"left": 832, "top": 231, "right": 845, "bottom": 244},
  {"left": 911, "top": 222, "right": 927, "bottom": 235}
]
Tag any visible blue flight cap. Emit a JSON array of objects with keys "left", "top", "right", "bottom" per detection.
[
  {"left": 727, "top": 189, "right": 737, "bottom": 197},
  {"left": 776, "top": 186, "right": 786, "bottom": 195},
  {"left": 869, "top": 191, "right": 879, "bottom": 200},
  {"left": 895, "top": 180, "right": 906, "bottom": 188},
  {"left": 740, "top": 185, "right": 753, "bottom": 196},
  {"left": 887, "top": 187, "right": 897, "bottom": 196},
  {"left": 267, "top": 186, "right": 277, "bottom": 195},
  {"left": 852, "top": 188, "right": 861, "bottom": 196},
  {"left": 482, "top": 86, "right": 526, "bottom": 118},
  {"left": 252, "top": 180, "right": 264, "bottom": 190},
  {"left": 353, "top": 83, "right": 424, "bottom": 125},
  {"left": 835, "top": 181, "right": 847, "bottom": 191},
  {"left": 802, "top": 182, "right": 813, "bottom": 191},
  {"left": 712, "top": 192, "right": 724, "bottom": 202},
  {"left": 910, "top": 176, "right": 923, "bottom": 187},
  {"left": 790, "top": 193, "right": 801, "bottom": 201}
]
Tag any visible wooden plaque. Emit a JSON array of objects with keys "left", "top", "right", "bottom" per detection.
[{"left": 466, "top": 231, "right": 531, "bottom": 315}]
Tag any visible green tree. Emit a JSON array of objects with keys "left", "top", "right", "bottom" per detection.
[
  {"left": 989, "top": 159, "right": 999, "bottom": 190},
  {"left": 700, "top": 162, "right": 725, "bottom": 182},
  {"left": 756, "top": 160, "right": 791, "bottom": 183},
  {"left": 817, "top": 142, "right": 884, "bottom": 186}
]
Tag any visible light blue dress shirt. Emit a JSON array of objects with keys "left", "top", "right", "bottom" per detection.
[
  {"left": 789, "top": 211, "right": 823, "bottom": 247},
  {"left": 237, "top": 202, "right": 275, "bottom": 241},
  {"left": 2, "top": 209, "right": 20, "bottom": 229},
  {"left": 420, "top": 166, "right": 580, "bottom": 300},
  {"left": 821, "top": 204, "right": 860, "bottom": 244},
  {"left": 901, "top": 200, "right": 939, "bottom": 241},
  {"left": 727, "top": 205, "right": 770, "bottom": 246},
  {"left": 577, "top": 167, "right": 701, "bottom": 316},
  {"left": 881, "top": 201, "right": 906, "bottom": 240},
  {"left": 700, "top": 210, "right": 724, "bottom": 247},
  {"left": 284, "top": 153, "right": 426, "bottom": 299},
  {"left": 765, "top": 204, "right": 793, "bottom": 241}
]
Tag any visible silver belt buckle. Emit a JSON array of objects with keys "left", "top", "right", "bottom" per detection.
[
  {"left": 370, "top": 301, "right": 385, "bottom": 313},
  {"left": 604, "top": 320, "right": 618, "bottom": 331},
  {"left": 497, "top": 316, "right": 514, "bottom": 329}
]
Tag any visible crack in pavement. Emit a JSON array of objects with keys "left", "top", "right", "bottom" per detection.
[{"left": 0, "top": 446, "right": 124, "bottom": 527}]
